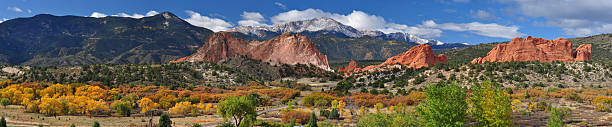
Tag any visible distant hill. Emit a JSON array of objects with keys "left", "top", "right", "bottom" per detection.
[{"left": 0, "top": 12, "right": 213, "bottom": 66}]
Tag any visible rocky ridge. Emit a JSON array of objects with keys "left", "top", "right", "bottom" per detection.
[
  {"left": 172, "top": 32, "right": 331, "bottom": 71},
  {"left": 472, "top": 36, "right": 592, "bottom": 64}
]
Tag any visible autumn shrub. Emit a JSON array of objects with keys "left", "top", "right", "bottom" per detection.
[
  {"left": 392, "top": 91, "right": 425, "bottom": 105},
  {"left": 302, "top": 93, "right": 338, "bottom": 107},
  {"left": 416, "top": 83, "right": 467, "bottom": 127},
  {"left": 282, "top": 111, "right": 310, "bottom": 125},
  {"left": 593, "top": 96, "right": 612, "bottom": 112},
  {"left": 469, "top": 81, "right": 512, "bottom": 127},
  {"left": 169, "top": 101, "right": 196, "bottom": 115}
]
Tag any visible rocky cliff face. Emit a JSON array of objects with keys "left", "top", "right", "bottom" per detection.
[
  {"left": 361, "top": 44, "right": 447, "bottom": 71},
  {"left": 338, "top": 60, "right": 361, "bottom": 76},
  {"left": 573, "top": 44, "right": 592, "bottom": 62},
  {"left": 471, "top": 36, "right": 592, "bottom": 64},
  {"left": 172, "top": 32, "right": 331, "bottom": 70}
]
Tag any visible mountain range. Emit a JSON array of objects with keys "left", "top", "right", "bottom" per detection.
[
  {"left": 0, "top": 12, "right": 468, "bottom": 66},
  {"left": 0, "top": 12, "right": 213, "bottom": 66},
  {"left": 227, "top": 17, "right": 468, "bottom": 47}
]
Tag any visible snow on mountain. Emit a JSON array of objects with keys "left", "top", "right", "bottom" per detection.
[
  {"left": 228, "top": 17, "right": 363, "bottom": 38},
  {"left": 227, "top": 17, "right": 463, "bottom": 46}
]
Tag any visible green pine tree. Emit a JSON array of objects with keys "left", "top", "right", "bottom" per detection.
[
  {"left": 159, "top": 113, "right": 172, "bottom": 127},
  {"left": 0, "top": 116, "right": 6, "bottom": 127},
  {"left": 307, "top": 112, "right": 318, "bottom": 127},
  {"left": 92, "top": 121, "right": 100, "bottom": 127}
]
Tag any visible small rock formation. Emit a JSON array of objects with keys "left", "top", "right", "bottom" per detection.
[
  {"left": 471, "top": 36, "right": 592, "bottom": 64},
  {"left": 337, "top": 60, "right": 361, "bottom": 76},
  {"left": 573, "top": 44, "right": 592, "bottom": 62},
  {"left": 361, "top": 44, "right": 447, "bottom": 71},
  {"left": 172, "top": 32, "right": 331, "bottom": 70}
]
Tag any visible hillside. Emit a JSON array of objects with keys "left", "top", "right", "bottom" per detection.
[{"left": 0, "top": 12, "right": 213, "bottom": 66}]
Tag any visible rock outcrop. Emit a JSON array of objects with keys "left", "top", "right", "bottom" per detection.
[
  {"left": 337, "top": 60, "right": 361, "bottom": 76},
  {"left": 361, "top": 44, "right": 447, "bottom": 71},
  {"left": 573, "top": 44, "right": 592, "bottom": 62},
  {"left": 172, "top": 32, "right": 331, "bottom": 70},
  {"left": 471, "top": 36, "right": 592, "bottom": 64}
]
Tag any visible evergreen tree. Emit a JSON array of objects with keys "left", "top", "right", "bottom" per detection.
[
  {"left": 159, "top": 113, "right": 172, "bottom": 127},
  {"left": 307, "top": 112, "right": 318, "bottom": 127},
  {"left": 92, "top": 121, "right": 100, "bottom": 127},
  {"left": 0, "top": 116, "right": 6, "bottom": 127}
]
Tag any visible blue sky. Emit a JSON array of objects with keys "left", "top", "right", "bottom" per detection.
[{"left": 1, "top": 0, "right": 611, "bottom": 44}]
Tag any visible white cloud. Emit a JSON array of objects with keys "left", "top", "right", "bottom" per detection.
[
  {"left": 184, "top": 10, "right": 233, "bottom": 32},
  {"left": 7, "top": 7, "right": 22, "bottom": 12},
  {"left": 27, "top": 9, "right": 32, "bottom": 13},
  {"left": 89, "top": 11, "right": 160, "bottom": 19},
  {"left": 115, "top": 13, "right": 145, "bottom": 18},
  {"left": 470, "top": 10, "right": 495, "bottom": 20},
  {"left": 419, "top": 20, "right": 523, "bottom": 39},
  {"left": 274, "top": 2, "right": 288, "bottom": 10},
  {"left": 503, "top": 0, "right": 612, "bottom": 36},
  {"left": 270, "top": 8, "right": 443, "bottom": 38},
  {"left": 90, "top": 12, "right": 108, "bottom": 18},
  {"left": 146, "top": 11, "right": 159, "bottom": 16},
  {"left": 238, "top": 12, "right": 268, "bottom": 26}
]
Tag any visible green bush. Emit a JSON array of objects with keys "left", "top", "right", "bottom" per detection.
[
  {"left": 357, "top": 113, "right": 416, "bottom": 127},
  {"left": 547, "top": 107, "right": 570, "bottom": 127},
  {"left": 469, "top": 80, "right": 512, "bottom": 126},
  {"left": 416, "top": 83, "right": 467, "bottom": 127}
]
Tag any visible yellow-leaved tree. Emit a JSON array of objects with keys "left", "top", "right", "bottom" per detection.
[
  {"left": 169, "top": 101, "right": 196, "bottom": 115},
  {"left": 138, "top": 97, "right": 159, "bottom": 114},
  {"left": 38, "top": 96, "right": 63, "bottom": 116}
]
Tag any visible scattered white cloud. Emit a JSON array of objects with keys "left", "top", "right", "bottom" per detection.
[
  {"left": 115, "top": 13, "right": 145, "bottom": 18},
  {"left": 274, "top": 2, "right": 288, "bottom": 10},
  {"left": 89, "top": 11, "right": 160, "bottom": 18},
  {"left": 146, "top": 11, "right": 159, "bottom": 16},
  {"left": 184, "top": 10, "right": 233, "bottom": 32},
  {"left": 238, "top": 12, "right": 268, "bottom": 26},
  {"left": 419, "top": 20, "right": 523, "bottom": 39},
  {"left": 7, "top": 7, "right": 22, "bottom": 12},
  {"left": 502, "top": 0, "right": 612, "bottom": 36},
  {"left": 269, "top": 8, "right": 442, "bottom": 38},
  {"left": 208, "top": 13, "right": 227, "bottom": 19},
  {"left": 27, "top": 9, "right": 32, "bottom": 13},
  {"left": 470, "top": 10, "right": 495, "bottom": 20},
  {"left": 90, "top": 12, "right": 108, "bottom": 18}
]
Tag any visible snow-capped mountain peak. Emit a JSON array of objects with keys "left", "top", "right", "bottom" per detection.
[
  {"left": 227, "top": 17, "right": 465, "bottom": 47},
  {"left": 229, "top": 17, "right": 363, "bottom": 38}
]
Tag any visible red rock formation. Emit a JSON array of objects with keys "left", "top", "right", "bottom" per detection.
[
  {"left": 362, "top": 44, "right": 447, "bottom": 71},
  {"left": 573, "top": 44, "right": 592, "bottom": 62},
  {"left": 337, "top": 60, "right": 361, "bottom": 76},
  {"left": 172, "top": 32, "right": 331, "bottom": 70},
  {"left": 471, "top": 36, "right": 592, "bottom": 64}
]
